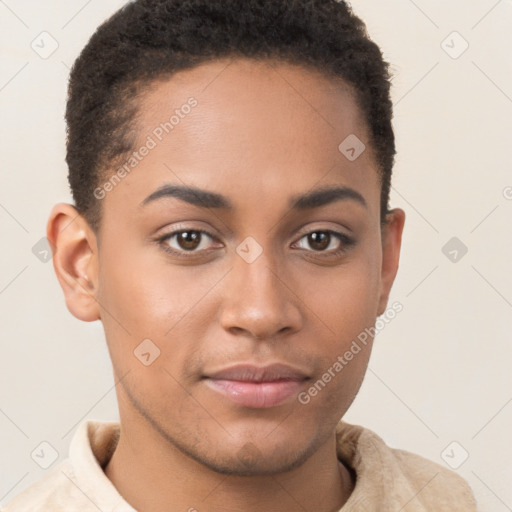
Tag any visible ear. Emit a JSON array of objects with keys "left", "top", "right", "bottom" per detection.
[
  {"left": 377, "top": 208, "right": 406, "bottom": 316},
  {"left": 46, "top": 203, "right": 101, "bottom": 322}
]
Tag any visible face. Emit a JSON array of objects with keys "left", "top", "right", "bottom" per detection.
[{"left": 52, "top": 57, "right": 404, "bottom": 476}]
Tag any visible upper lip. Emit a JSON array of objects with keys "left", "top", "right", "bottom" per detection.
[{"left": 204, "top": 363, "right": 309, "bottom": 382}]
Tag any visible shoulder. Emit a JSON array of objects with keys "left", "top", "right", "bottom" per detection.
[
  {"left": 336, "top": 421, "right": 478, "bottom": 511},
  {"left": 2, "top": 419, "right": 123, "bottom": 512},
  {"left": 2, "top": 460, "right": 91, "bottom": 512},
  {"left": 391, "top": 447, "right": 478, "bottom": 509}
]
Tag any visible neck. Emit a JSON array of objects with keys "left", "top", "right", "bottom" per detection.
[{"left": 104, "top": 417, "right": 354, "bottom": 512}]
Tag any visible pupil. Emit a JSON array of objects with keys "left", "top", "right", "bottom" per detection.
[
  {"left": 179, "top": 231, "right": 200, "bottom": 250},
  {"left": 309, "top": 232, "right": 329, "bottom": 250}
]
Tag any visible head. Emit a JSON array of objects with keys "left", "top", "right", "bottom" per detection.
[{"left": 48, "top": 0, "right": 405, "bottom": 476}]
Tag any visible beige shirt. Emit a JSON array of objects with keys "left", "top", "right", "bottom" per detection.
[{"left": 3, "top": 419, "right": 478, "bottom": 511}]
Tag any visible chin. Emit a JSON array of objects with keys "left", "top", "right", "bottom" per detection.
[{"left": 191, "top": 447, "right": 313, "bottom": 477}]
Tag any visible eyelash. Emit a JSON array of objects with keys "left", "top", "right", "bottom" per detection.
[{"left": 155, "top": 227, "right": 356, "bottom": 260}]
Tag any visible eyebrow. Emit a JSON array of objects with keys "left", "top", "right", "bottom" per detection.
[{"left": 140, "top": 183, "right": 367, "bottom": 210}]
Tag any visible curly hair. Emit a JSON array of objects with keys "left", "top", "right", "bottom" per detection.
[{"left": 65, "top": 0, "right": 396, "bottom": 231}]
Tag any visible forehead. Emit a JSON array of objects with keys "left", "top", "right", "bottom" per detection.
[
  {"left": 136, "top": 57, "right": 369, "bottom": 146},
  {"left": 101, "top": 57, "right": 380, "bottom": 219}
]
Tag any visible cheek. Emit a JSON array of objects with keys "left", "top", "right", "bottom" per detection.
[
  {"left": 297, "top": 248, "right": 381, "bottom": 400},
  {"left": 95, "top": 236, "right": 176, "bottom": 373},
  {"left": 303, "top": 249, "right": 381, "bottom": 338},
  {"left": 95, "top": 236, "right": 221, "bottom": 382},
  {"left": 97, "top": 236, "right": 194, "bottom": 332}
]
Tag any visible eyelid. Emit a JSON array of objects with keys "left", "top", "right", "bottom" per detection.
[
  {"left": 293, "top": 220, "right": 354, "bottom": 237},
  {"left": 292, "top": 221, "right": 354, "bottom": 241}
]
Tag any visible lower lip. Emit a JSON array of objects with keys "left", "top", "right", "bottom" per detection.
[{"left": 204, "top": 378, "right": 304, "bottom": 408}]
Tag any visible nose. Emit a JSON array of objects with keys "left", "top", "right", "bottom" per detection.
[{"left": 219, "top": 247, "right": 303, "bottom": 341}]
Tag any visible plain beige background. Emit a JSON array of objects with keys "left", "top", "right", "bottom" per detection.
[{"left": 1, "top": 0, "right": 511, "bottom": 510}]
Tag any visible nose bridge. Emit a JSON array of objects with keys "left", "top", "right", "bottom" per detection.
[{"left": 220, "top": 237, "right": 302, "bottom": 339}]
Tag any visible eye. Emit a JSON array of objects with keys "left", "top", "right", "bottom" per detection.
[
  {"left": 157, "top": 229, "right": 218, "bottom": 255},
  {"left": 293, "top": 230, "right": 355, "bottom": 255}
]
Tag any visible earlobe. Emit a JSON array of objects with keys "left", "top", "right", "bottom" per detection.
[
  {"left": 377, "top": 208, "right": 406, "bottom": 317},
  {"left": 46, "top": 203, "right": 101, "bottom": 322}
]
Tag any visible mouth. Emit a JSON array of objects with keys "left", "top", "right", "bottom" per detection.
[{"left": 202, "top": 363, "right": 310, "bottom": 409}]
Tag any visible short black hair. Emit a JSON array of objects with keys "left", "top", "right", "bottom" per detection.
[{"left": 65, "top": 0, "right": 396, "bottom": 232}]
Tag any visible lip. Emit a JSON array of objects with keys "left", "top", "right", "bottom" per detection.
[{"left": 203, "top": 363, "right": 309, "bottom": 409}]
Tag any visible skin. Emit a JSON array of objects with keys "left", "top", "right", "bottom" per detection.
[{"left": 47, "top": 57, "right": 405, "bottom": 512}]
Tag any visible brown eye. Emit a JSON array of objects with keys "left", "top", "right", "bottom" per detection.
[
  {"left": 307, "top": 231, "right": 331, "bottom": 251},
  {"left": 293, "top": 229, "right": 356, "bottom": 257},
  {"left": 159, "top": 229, "right": 217, "bottom": 254},
  {"left": 176, "top": 231, "right": 202, "bottom": 251},
  {"left": 297, "top": 231, "right": 340, "bottom": 252}
]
